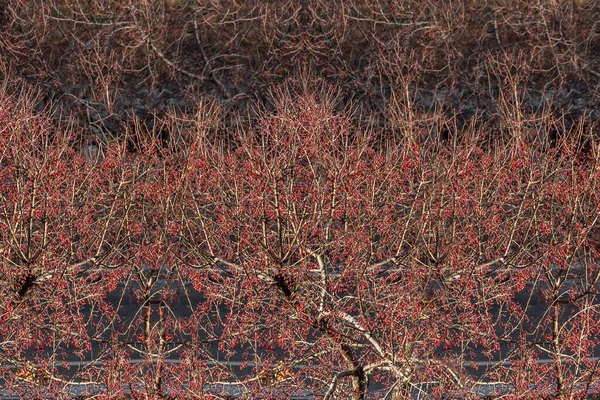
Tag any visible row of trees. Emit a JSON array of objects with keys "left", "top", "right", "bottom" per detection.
[
  {"left": 1, "top": 87, "right": 600, "bottom": 398},
  {"left": 1, "top": 0, "right": 598, "bottom": 136}
]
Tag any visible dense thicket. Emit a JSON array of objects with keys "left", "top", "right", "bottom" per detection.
[{"left": 1, "top": 1, "right": 600, "bottom": 399}]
